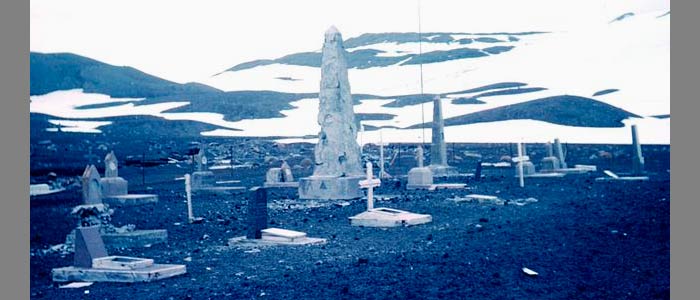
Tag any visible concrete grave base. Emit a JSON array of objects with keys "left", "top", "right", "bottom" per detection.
[
  {"left": 231, "top": 227, "right": 327, "bottom": 247},
  {"left": 298, "top": 175, "right": 363, "bottom": 200},
  {"left": 100, "top": 177, "right": 128, "bottom": 197},
  {"left": 191, "top": 171, "right": 216, "bottom": 189},
  {"left": 539, "top": 157, "right": 561, "bottom": 172},
  {"left": 103, "top": 194, "right": 158, "bottom": 206},
  {"left": 555, "top": 167, "right": 597, "bottom": 174},
  {"left": 514, "top": 172, "right": 566, "bottom": 178},
  {"left": 428, "top": 165, "right": 459, "bottom": 177},
  {"left": 406, "top": 167, "right": 433, "bottom": 190},
  {"left": 595, "top": 176, "right": 650, "bottom": 182},
  {"left": 192, "top": 186, "right": 246, "bottom": 193},
  {"left": 428, "top": 183, "right": 467, "bottom": 190},
  {"left": 67, "top": 229, "right": 168, "bottom": 250},
  {"left": 263, "top": 182, "right": 300, "bottom": 188},
  {"left": 349, "top": 207, "right": 432, "bottom": 227},
  {"left": 52, "top": 263, "right": 186, "bottom": 283}
]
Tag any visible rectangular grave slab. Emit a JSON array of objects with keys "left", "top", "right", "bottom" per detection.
[
  {"left": 595, "top": 176, "right": 650, "bottom": 182},
  {"left": 514, "top": 172, "right": 566, "bottom": 178},
  {"left": 52, "top": 263, "right": 186, "bottom": 283},
  {"left": 103, "top": 194, "right": 158, "bottom": 206},
  {"left": 349, "top": 207, "right": 432, "bottom": 227},
  {"left": 228, "top": 235, "right": 327, "bottom": 247},
  {"left": 261, "top": 228, "right": 307, "bottom": 242},
  {"left": 92, "top": 256, "right": 154, "bottom": 270},
  {"left": 429, "top": 183, "right": 467, "bottom": 190}
]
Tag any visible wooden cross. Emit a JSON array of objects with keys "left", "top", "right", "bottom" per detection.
[
  {"left": 512, "top": 142, "right": 530, "bottom": 188},
  {"left": 359, "top": 162, "right": 381, "bottom": 210}
]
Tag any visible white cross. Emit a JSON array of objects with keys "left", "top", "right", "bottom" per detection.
[
  {"left": 359, "top": 161, "right": 381, "bottom": 210},
  {"left": 512, "top": 142, "right": 529, "bottom": 188},
  {"left": 378, "top": 130, "right": 390, "bottom": 179}
]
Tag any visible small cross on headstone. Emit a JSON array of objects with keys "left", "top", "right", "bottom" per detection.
[
  {"left": 195, "top": 145, "right": 208, "bottom": 172},
  {"left": 104, "top": 151, "right": 118, "bottom": 178},
  {"left": 416, "top": 146, "right": 424, "bottom": 168},
  {"left": 359, "top": 162, "right": 381, "bottom": 211}
]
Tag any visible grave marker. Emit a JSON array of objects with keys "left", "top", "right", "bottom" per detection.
[
  {"left": 298, "top": 27, "right": 364, "bottom": 200},
  {"left": 428, "top": 96, "right": 458, "bottom": 177},
  {"left": 631, "top": 125, "right": 645, "bottom": 175},
  {"left": 246, "top": 187, "right": 268, "bottom": 239},
  {"left": 359, "top": 162, "right": 381, "bottom": 210},
  {"left": 82, "top": 165, "right": 102, "bottom": 205}
]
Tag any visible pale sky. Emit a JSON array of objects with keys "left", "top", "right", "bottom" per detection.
[{"left": 30, "top": 0, "right": 669, "bottom": 84}]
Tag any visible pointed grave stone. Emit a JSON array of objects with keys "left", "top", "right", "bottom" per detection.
[
  {"left": 100, "top": 150, "right": 158, "bottom": 206},
  {"left": 73, "top": 225, "right": 108, "bottom": 268},
  {"left": 298, "top": 26, "right": 364, "bottom": 200},
  {"left": 428, "top": 96, "right": 459, "bottom": 177},
  {"left": 82, "top": 165, "right": 103, "bottom": 205},
  {"left": 52, "top": 226, "right": 186, "bottom": 283}
]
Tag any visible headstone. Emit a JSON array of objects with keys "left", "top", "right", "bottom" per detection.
[
  {"left": 246, "top": 187, "right": 268, "bottom": 239},
  {"left": 554, "top": 138, "right": 567, "bottom": 169},
  {"left": 264, "top": 161, "right": 299, "bottom": 188},
  {"left": 73, "top": 225, "right": 108, "bottom": 268},
  {"left": 100, "top": 150, "right": 157, "bottom": 206},
  {"left": 298, "top": 26, "right": 364, "bottom": 200},
  {"left": 631, "top": 125, "right": 645, "bottom": 175},
  {"left": 281, "top": 161, "right": 294, "bottom": 182},
  {"left": 82, "top": 165, "right": 102, "bottom": 205},
  {"left": 100, "top": 151, "right": 128, "bottom": 198},
  {"left": 191, "top": 145, "right": 216, "bottom": 189},
  {"left": 184, "top": 174, "right": 203, "bottom": 224},
  {"left": 53, "top": 225, "right": 186, "bottom": 283},
  {"left": 474, "top": 160, "right": 483, "bottom": 181},
  {"left": 540, "top": 142, "right": 561, "bottom": 172},
  {"left": 104, "top": 151, "right": 119, "bottom": 178},
  {"left": 428, "top": 96, "right": 458, "bottom": 177},
  {"left": 407, "top": 146, "right": 433, "bottom": 190}
]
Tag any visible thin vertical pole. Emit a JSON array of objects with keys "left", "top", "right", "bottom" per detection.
[
  {"left": 365, "top": 162, "right": 374, "bottom": 211},
  {"left": 418, "top": 0, "right": 426, "bottom": 146},
  {"left": 517, "top": 142, "right": 525, "bottom": 188},
  {"left": 185, "top": 174, "right": 194, "bottom": 223}
]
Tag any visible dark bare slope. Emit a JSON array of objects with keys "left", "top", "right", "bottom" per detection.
[{"left": 408, "top": 95, "right": 640, "bottom": 129}]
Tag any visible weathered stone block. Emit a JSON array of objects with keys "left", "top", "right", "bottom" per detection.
[
  {"left": 100, "top": 177, "right": 128, "bottom": 197},
  {"left": 298, "top": 176, "right": 363, "bottom": 200},
  {"left": 407, "top": 167, "right": 433, "bottom": 190}
]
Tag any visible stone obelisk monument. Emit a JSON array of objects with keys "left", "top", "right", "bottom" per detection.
[
  {"left": 298, "top": 26, "right": 364, "bottom": 200},
  {"left": 428, "top": 96, "right": 458, "bottom": 177}
]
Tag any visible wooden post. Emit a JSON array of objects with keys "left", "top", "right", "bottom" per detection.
[
  {"left": 517, "top": 142, "right": 525, "bottom": 188},
  {"left": 185, "top": 174, "right": 194, "bottom": 223}
]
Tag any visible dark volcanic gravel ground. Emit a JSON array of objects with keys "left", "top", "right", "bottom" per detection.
[{"left": 30, "top": 138, "right": 670, "bottom": 299}]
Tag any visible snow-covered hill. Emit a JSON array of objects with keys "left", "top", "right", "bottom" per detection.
[{"left": 29, "top": 9, "right": 669, "bottom": 145}]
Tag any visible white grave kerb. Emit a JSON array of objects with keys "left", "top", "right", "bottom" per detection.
[{"left": 359, "top": 162, "right": 381, "bottom": 210}]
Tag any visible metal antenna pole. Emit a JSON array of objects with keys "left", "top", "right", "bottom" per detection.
[{"left": 418, "top": 0, "right": 426, "bottom": 146}]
